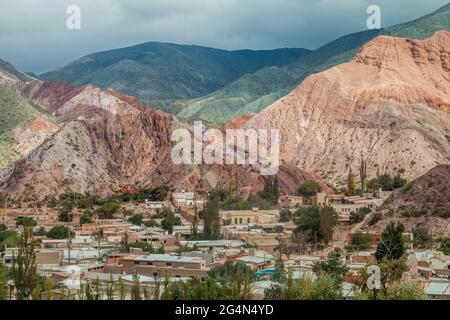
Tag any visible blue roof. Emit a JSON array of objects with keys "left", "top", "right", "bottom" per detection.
[{"left": 425, "top": 282, "right": 449, "bottom": 295}]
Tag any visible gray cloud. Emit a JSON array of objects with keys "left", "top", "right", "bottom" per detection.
[{"left": 0, "top": 0, "right": 448, "bottom": 73}]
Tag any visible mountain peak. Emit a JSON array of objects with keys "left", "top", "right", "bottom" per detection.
[{"left": 353, "top": 30, "right": 450, "bottom": 71}]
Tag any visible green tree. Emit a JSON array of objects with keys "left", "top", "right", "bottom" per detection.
[
  {"left": 160, "top": 207, "right": 180, "bottom": 235},
  {"left": 47, "top": 225, "right": 74, "bottom": 240},
  {"left": 0, "top": 262, "right": 8, "bottom": 300},
  {"left": 80, "top": 211, "right": 93, "bottom": 225},
  {"left": 16, "top": 217, "right": 37, "bottom": 228},
  {"left": 95, "top": 202, "right": 121, "bottom": 219},
  {"left": 393, "top": 175, "right": 407, "bottom": 189},
  {"left": 294, "top": 206, "right": 339, "bottom": 248},
  {"left": 439, "top": 238, "right": 450, "bottom": 255},
  {"left": 350, "top": 232, "right": 373, "bottom": 250},
  {"left": 346, "top": 169, "right": 356, "bottom": 196},
  {"left": 131, "top": 275, "right": 142, "bottom": 300},
  {"left": 350, "top": 207, "right": 371, "bottom": 224},
  {"left": 12, "top": 227, "right": 38, "bottom": 300},
  {"left": 360, "top": 157, "right": 367, "bottom": 193},
  {"left": 384, "top": 282, "right": 427, "bottom": 300},
  {"left": 375, "top": 222, "right": 406, "bottom": 262},
  {"left": 128, "top": 214, "right": 143, "bottom": 226},
  {"left": 297, "top": 180, "right": 322, "bottom": 197},
  {"left": 412, "top": 226, "right": 433, "bottom": 249},
  {"left": 201, "top": 193, "right": 221, "bottom": 240},
  {"left": 379, "top": 174, "right": 394, "bottom": 191},
  {"left": 279, "top": 209, "right": 292, "bottom": 222},
  {"left": 313, "top": 252, "right": 348, "bottom": 283}
]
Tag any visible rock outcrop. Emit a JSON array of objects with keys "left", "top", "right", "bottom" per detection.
[{"left": 243, "top": 31, "right": 450, "bottom": 186}]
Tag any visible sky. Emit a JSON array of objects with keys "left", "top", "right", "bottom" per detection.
[{"left": 0, "top": 0, "right": 448, "bottom": 74}]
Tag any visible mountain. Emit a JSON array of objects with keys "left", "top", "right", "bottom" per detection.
[
  {"left": 0, "top": 58, "right": 37, "bottom": 83},
  {"left": 242, "top": 31, "right": 450, "bottom": 187},
  {"left": 40, "top": 43, "right": 310, "bottom": 101},
  {"left": 0, "top": 64, "right": 58, "bottom": 169},
  {"left": 0, "top": 61, "right": 327, "bottom": 202},
  {"left": 362, "top": 164, "right": 450, "bottom": 237},
  {"left": 179, "top": 3, "right": 450, "bottom": 124}
]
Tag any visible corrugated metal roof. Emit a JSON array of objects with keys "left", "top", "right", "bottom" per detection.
[{"left": 425, "top": 282, "right": 449, "bottom": 295}]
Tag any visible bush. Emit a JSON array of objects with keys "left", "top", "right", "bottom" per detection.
[
  {"left": 279, "top": 209, "right": 292, "bottom": 222},
  {"left": 368, "top": 212, "right": 382, "bottom": 226},
  {"left": 297, "top": 180, "right": 322, "bottom": 197},
  {"left": 47, "top": 225, "right": 74, "bottom": 239},
  {"left": 351, "top": 233, "right": 372, "bottom": 250},
  {"left": 96, "top": 202, "right": 121, "bottom": 219},
  {"left": 412, "top": 227, "right": 433, "bottom": 249},
  {"left": 433, "top": 207, "right": 450, "bottom": 218},
  {"left": 350, "top": 207, "right": 371, "bottom": 224}
]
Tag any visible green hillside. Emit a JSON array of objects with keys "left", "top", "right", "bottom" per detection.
[
  {"left": 0, "top": 84, "right": 54, "bottom": 168},
  {"left": 177, "top": 3, "right": 450, "bottom": 124},
  {"left": 40, "top": 43, "right": 310, "bottom": 101}
]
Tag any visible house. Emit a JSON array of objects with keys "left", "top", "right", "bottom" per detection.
[
  {"left": 220, "top": 208, "right": 279, "bottom": 226},
  {"left": 279, "top": 195, "right": 305, "bottom": 208},
  {"left": 237, "top": 254, "right": 272, "bottom": 271},
  {"left": 121, "top": 254, "right": 210, "bottom": 279},
  {"left": 144, "top": 200, "right": 169, "bottom": 210},
  {"left": 172, "top": 191, "right": 195, "bottom": 207}
]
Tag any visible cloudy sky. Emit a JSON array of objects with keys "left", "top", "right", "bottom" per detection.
[{"left": 0, "top": 0, "right": 448, "bottom": 73}]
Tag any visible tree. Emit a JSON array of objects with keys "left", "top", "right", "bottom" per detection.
[
  {"left": 393, "top": 175, "right": 407, "bottom": 190},
  {"left": 16, "top": 217, "right": 37, "bottom": 228},
  {"left": 379, "top": 174, "right": 394, "bottom": 191},
  {"left": 0, "top": 262, "right": 8, "bottom": 300},
  {"left": 375, "top": 222, "right": 406, "bottom": 262},
  {"left": 297, "top": 180, "right": 322, "bottom": 197},
  {"left": 294, "top": 206, "right": 339, "bottom": 248},
  {"left": 346, "top": 169, "right": 356, "bottom": 196},
  {"left": 350, "top": 232, "right": 373, "bottom": 251},
  {"left": 264, "top": 271, "right": 342, "bottom": 300},
  {"left": 319, "top": 206, "right": 339, "bottom": 246},
  {"left": 350, "top": 207, "right": 371, "bottom": 224},
  {"left": 313, "top": 252, "right": 349, "bottom": 283},
  {"left": 273, "top": 176, "right": 280, "bottom": 203},
  {"left": 95, "top": 202, "right": 121, "bottom": 219},
  {"left": 128, "top": 214, "right": 143, "bottom": 226},
  {"left": 380, "top": 258, "right": 409, "bottom": 292},
  {"left": 412, "top": 226, "right": 433, "bottom": 249},
  {"left": 258, "top": 176, "right": 278, "bottom": 204},
  {"left": 279, "top": 209, "right": 292, "bottom": 222},
  {"left": 12, "top": 227, "right": 37, "bottom": 300},
  {"left": 201, "top": 193, "right": 221, "bottom": 240},
  {"left": 359, "top": 156, "right": 367, "bottom": 193},
  {"left": 80, "top": 211, "right": 93, "bottom": 225},
  {"left": 160, "top": 207, "right": 180, "bottom": 235},
  {"left": 439, "top": 238, "right": 450, "bottom": 255},
  {"left": 131, "top": 275, "right": 142, "bottom": 300},
  {"left": 47, "top": 225, "right": 74, "bottom": 240},
  {"left": 384, "top": 282, "right": 427, "bottom": 300}
]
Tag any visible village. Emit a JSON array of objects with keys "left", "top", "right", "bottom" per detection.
[{"left": 1, "top": 178, "right": 449, "bottom": 300}]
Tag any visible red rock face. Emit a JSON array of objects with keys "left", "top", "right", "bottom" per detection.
[
  {"left": 0, "top": 75, "right": 327, "bottom": 200},
  {"left": 243, "top": 31, "right": 450, "bottom": 187},
  {"left": 26, "top": 82, "right": 83, "bottom": 113}
]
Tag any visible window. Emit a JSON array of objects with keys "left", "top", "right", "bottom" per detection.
[
  {"left": 247, "top": 218, "right": 251, "bottom": 223},
  {"left": 239, "top": 218, "right": 243, "bottom": 224},
  {"left": 235, "top": 218, "right": 238, "bottom": 224}
]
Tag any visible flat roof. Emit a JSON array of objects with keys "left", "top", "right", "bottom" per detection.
[
  {"left": 179, "top": 240, "right": 245, "bottom": 248},
  {"left": 134, "top": 254, "right": 205, "bottom": 264}
]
